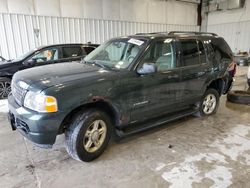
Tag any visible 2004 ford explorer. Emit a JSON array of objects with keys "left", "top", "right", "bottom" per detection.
[{"left": 8, "top": 31, "right": 236, "bottom": 162}]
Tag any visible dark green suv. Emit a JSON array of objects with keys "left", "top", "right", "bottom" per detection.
[{"left": 8, "top": 31, "right": 236, "bottom": 162}]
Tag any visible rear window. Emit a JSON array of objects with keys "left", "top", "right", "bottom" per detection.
[
  {"left": 211, "top": 38, "right": 232, "bottom": 59},
  {"left": 62, "top": 46, "right": 83, "bottom": 58}
]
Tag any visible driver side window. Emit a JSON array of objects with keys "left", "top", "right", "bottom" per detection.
[
  {"left": 142, "top": 39, "right": 176, "bottom": 72},
  {"left": 31, "top": 48, "right": 59, "bottom": 63}
]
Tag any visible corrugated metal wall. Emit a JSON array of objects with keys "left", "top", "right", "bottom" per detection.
[
  {"left": 207, "top": 21, "right": 250, "bottom": 53},
  {"left": 0, "top": 13, "right": 200, "bottom": 60}
]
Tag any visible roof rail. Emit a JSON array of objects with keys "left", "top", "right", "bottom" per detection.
[
  {"left": 135, "top": 32, "right": 168, "bottom": 35},
  {"left": 168, "top": 31, "right": 218, "bottom": 36}
]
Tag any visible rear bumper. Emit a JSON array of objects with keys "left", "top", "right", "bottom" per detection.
[
  {"left": 223, "top": 75, "right": 234, "bottom": 94},
  {"left": 8, "top": 94, "right": 65, "bottom": 147}
]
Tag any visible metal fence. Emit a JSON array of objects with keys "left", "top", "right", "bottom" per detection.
[
  {"left": 207, "top": 20, "right": 250, "bottom": 53},
  {"left": 0, "top": 13, "right": 199, "bottom": 60}
]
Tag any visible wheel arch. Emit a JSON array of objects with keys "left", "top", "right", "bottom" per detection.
[
  {"left": 58, "top": 100, "right": 120, "bottom": 134},
  {"left": 205, "top": 78, "right": 225, "bottom": 96}
]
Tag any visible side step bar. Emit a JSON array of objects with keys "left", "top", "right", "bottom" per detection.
[{"left": 116, "top": 108, "right": 198, "bottom": 137}]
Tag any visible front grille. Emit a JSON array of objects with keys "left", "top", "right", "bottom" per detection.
[{"left": 11, "top": 82, "right": 26, "bottom": 106}]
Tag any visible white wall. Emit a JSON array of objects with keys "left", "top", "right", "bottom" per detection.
[
  {"left": 207, "top": 0, "right": 250, "bottom": 25},
  {"left": 0, "top": 0, "right": 198, "bottom": 25},
  {"left": 206, "top": 0, "right": 250, "bottom": 52},
  {"left": 0, "top": 0, "right": 199, "bottom": 59}
]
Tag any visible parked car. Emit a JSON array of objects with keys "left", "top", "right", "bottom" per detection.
[
  {"left": 248, "top": 65, "right": 250, "bottom": 86},
  {"left": 0, "top": 43, "right": 98, "bottom": 99},
  {"left": 8, "top": 31, "right": 235, "bottom": 162}
]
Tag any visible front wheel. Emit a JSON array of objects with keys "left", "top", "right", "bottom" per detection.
[
  {"left": 0, "top": 77, "right": 11, "bottom": 99},
  {"left": 196, "top": 88, "right": 220, "bottom": 117},
  {"left": 65, "top": 110, "right": 112, "bottom": 162}
]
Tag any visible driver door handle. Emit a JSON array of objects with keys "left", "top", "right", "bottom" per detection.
[{"left": 167, "top": 74, "right": 179, "bottom": 79}]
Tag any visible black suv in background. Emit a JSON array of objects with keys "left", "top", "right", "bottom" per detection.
[
  {"left": 0, "top": 43, "right": 98, "bottom": 98},
  {"left": 8, "top": 31, "right": 236, "bottom": 162}
]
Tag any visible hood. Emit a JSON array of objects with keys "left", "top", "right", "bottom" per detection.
[
  {"left": 13, "top": 62, "right": 111, "bottom": 91},
  {"left": 0, "top": 60, "right": 15, "bottom": 68}
]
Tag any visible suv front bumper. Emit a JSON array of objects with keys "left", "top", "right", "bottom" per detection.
[{"left": 8, "top": 94, "right": 65, "bottom": 147}]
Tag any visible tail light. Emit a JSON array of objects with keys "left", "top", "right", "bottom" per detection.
[{"left": 228, "top": 57, "right": 236, "bottom": 77}]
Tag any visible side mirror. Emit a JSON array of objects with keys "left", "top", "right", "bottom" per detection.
[
  {"left": 23, "top": 59, "right": 36, "bottom": 66},
  {"left": 137, "top": 63, "right": 157, "bottom": 75}
]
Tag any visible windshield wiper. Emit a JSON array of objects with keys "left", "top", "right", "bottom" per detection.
[
  {"left": 84, "top": 60, "right": 110, "bottom": 69},
  {"left": 91, "top": 61, "right": 107, "bottom": 69}
]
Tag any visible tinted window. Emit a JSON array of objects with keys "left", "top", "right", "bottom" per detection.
[
  {"left": 31, "top": 48, "right": 58, "bottom": 62},
  {"left": 62, "top": 47, "right": 83, "bottom": 58},
  {"left": 211, "top": 38, "right": 232, "bottom": 59},
  {"left": 204, "top": 43, "right": 215, "bottom": 61},
  {"left": 84, "top": 47, "right": 96, "bottom": 54},
  {"left": 180, "top": 39, "right": 199, "bottom": 66},
  {"left": 198, "top": 41, "right": 206, "bottom": 64},
  {"left": 142, "top": 39, "right": 176, "bottom": 72}
]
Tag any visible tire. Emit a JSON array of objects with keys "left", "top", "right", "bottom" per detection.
[
  {"left": 0, "top": 77, "right": 11, "bottom": 99},
  {"left": 196, "top": 88, "right": 220, "bottom": 117},
  {"left": 65, "top": 109, "right": 112, "bottom": 162},
  {"left": 227, "top": 90, "right": 250, "bottom": 105}
]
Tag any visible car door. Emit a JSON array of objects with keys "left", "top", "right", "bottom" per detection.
[
  {"left": 179, "top": 38, "right": 211, "bottom": 105},
  {"left": 126, "top": 38, "right": 183, "bottom": 123}
]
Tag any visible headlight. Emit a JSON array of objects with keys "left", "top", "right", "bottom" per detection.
[{"left": 24, "top": 91, "right": 58, "bottom": 113}]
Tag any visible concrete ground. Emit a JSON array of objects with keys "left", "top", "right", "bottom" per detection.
[{"left": 0, "top": 66, "right": 249, "bottom": 188}]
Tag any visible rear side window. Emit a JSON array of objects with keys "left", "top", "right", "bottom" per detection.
[
  {"left": 180, "top": 39, "right": 200, "bottom": 66},
  {"left": 62, "top": 46, "right": 83, "bottom": 58},
  {"left": 84, "top": 47, "right": 96, "bottom": 54}
]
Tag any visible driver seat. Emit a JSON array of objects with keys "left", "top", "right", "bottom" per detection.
[{"left": 155, "top": 54, "right": 173, "bottom": 72}]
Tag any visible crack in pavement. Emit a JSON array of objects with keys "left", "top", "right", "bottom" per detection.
[{"left": 23, "top": 138, "right": 41, "bottom": 188}]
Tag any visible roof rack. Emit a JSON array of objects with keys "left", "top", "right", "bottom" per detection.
[
  {"left": 168, "top": 31, "right": 218, "bottom": 36},
  {"left": 134, "top": 31, "right": 218, "bottom": 37},
  {"left": 135, "top": 32, "right": 168, "bottom": 35}
]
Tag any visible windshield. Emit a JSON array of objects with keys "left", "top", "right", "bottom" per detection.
[
  {"left": 12, "top": 48, "right": 37, "bottom": 62},
  {"left": 84, "top": 38, "right": 146, "bottom": 69}
]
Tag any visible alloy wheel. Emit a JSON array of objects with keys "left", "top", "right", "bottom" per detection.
[
  {"left": 202, "top": 94, "right": 217, "bottom": 115},
  {"left": 0, "top": 81, "right": 11, "bottom": 99},
  {"left": 83, "top": 119, "right": 107, "bottom": 153}
]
